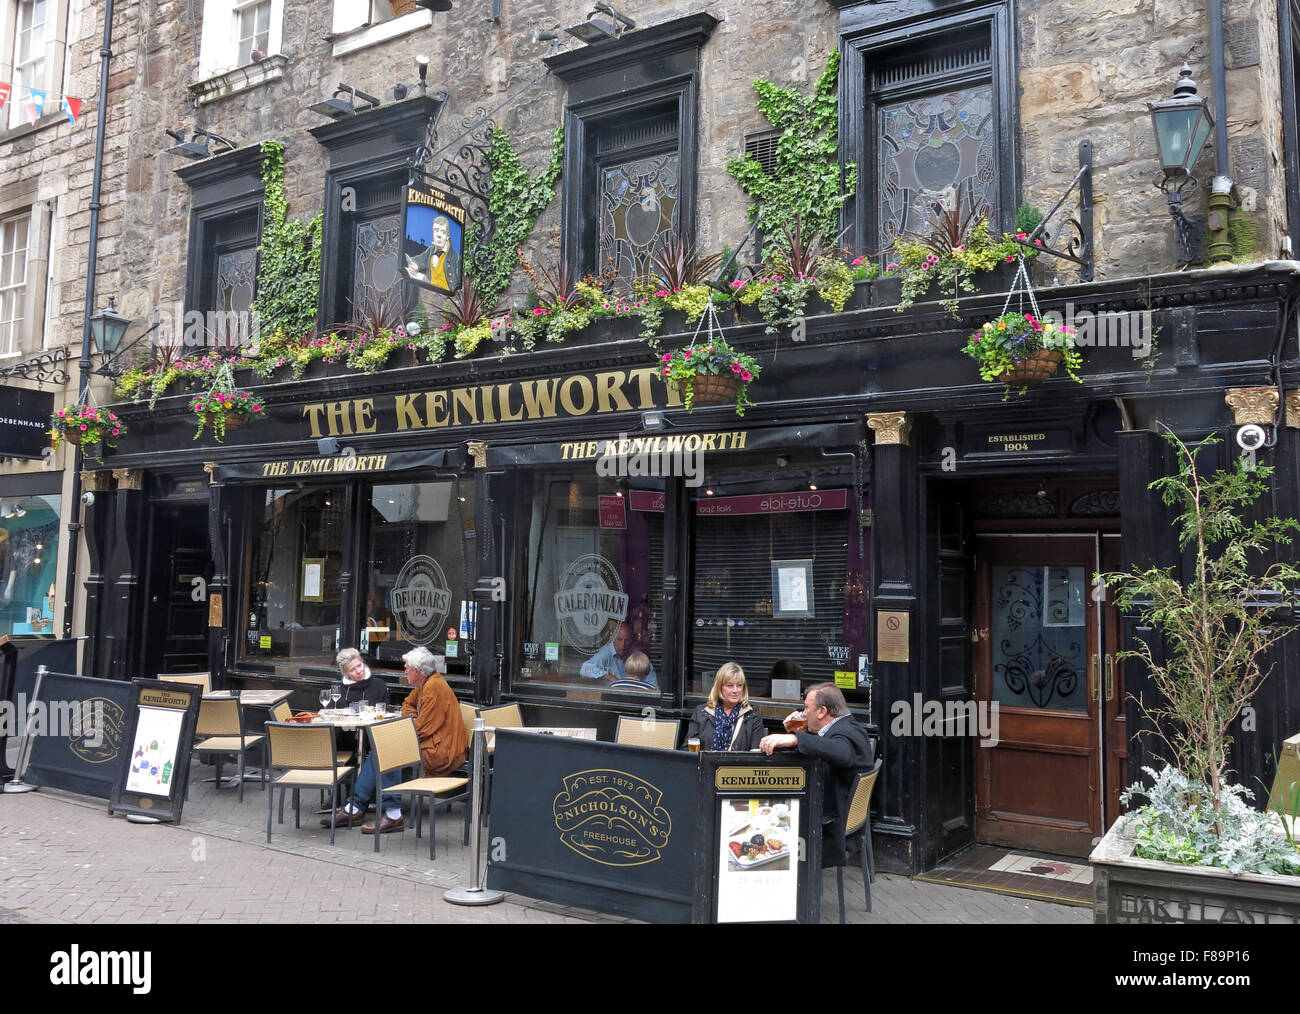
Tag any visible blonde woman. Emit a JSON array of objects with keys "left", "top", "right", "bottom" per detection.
[{"left": 687, "top": 662, "right": 765, "bottom": 752}]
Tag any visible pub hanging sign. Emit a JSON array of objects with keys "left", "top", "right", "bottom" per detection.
[{"left": 402, "top": 182, "right": 466, "bottom": 296}]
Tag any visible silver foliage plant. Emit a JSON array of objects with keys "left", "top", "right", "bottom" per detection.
[{"left": 1121, "top": 766, "right": 1300, "bottom": 876}]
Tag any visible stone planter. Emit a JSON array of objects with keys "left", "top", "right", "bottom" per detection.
[
  {"left": 870, "top": 275, "right": 903, "bottom": 308},
  {"left": 1090, "top": 814, "right": 1300, "bottom": 924},
  {"left": 846, "top": 279, "right": 873, "bottom": 311}
]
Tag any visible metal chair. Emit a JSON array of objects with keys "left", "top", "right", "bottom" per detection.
[
  {"left": 192, "top": 697, "right": 265, "bottom": 802},
  {"left": 365, "top": 716, "right": 469, "bottom": 859},
  {"left": 160, "top": 672, "right": 212, "bottom": 694},
  {"left": 614, "top": 715, "right": 679, "bottom": 750},
  {"left": 837, "top": 757, "right": 883, "bottom": 922},
  {"left": 265, "top": 722, "right": 355, "bottom": 845}
]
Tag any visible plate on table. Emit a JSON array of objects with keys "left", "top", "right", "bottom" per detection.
[{"left": 728, "top": 831, "right": 791, "bottom": 869}]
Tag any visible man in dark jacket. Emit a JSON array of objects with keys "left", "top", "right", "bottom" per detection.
[{"left": 760, "top": 683, "right": 874, "bottom": 864}]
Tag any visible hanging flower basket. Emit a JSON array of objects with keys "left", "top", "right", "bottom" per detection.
[
  {"left": 62, "top": 429, "right": 84, "bottom": 446},
  {"left": 677, "top": 373, "right": 743, "bottom": 407},
  {"left": 998, "top": 348, "right": 1063, "bottom": 386},
  {"left": 48, "top": 404, "right": 123, "bottom": 460}
]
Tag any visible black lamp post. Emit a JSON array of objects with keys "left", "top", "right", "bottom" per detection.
[
  {"left": 1147, "top": 63, "right": 1214, "bottom": 263},
  {"left": 89, "top": 296, "right": 131, "bottom": 356}
]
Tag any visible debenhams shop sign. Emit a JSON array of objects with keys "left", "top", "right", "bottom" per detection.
[{"left": 298, "top": 366, "right": 683, "bottom": 439}]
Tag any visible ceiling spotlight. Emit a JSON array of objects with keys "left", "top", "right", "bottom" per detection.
[
  {"left": 641, "top": 410, "right": 665, "bottom": 431},
  {"left": 809, "top": 482, "right": 818, "bottom": 491},
  {"left": 566, "top": 3, "right": 635, "bottom": 44},
  {"left": 308, "top": 84, "right": 382, "bottom": 119}
]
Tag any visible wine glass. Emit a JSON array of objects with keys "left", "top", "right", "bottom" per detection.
[
  {"left": 330, "top": 684, "right": 342, "bottom": 709},
  {"left": 319, "top": 687, "right": 331, "bottom": 711}
]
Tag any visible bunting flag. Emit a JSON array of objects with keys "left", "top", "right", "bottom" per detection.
[
  {"left": 25, "top": 89, "right": 45, "bottom": 125},
  {"left": 0, "top": 83, "right": 86, "bottom": 124}
]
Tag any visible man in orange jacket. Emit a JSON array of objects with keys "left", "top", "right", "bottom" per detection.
[{"left": 324, "top": 646, "right": 468, "bottom": 834}]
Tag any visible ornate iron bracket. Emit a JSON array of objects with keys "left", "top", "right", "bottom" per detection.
[
  {"left": 0, "top": 346, "right": 73, "bottom": 385},
  {"left": 1016, "top": 139, "right": 1094, "bottom": 281}
]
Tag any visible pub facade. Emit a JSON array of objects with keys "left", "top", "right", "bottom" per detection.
[{"left": 61, "top": 0, "right": 1300, "bottom": 875}]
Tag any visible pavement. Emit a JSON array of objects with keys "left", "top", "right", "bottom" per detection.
[{"left": 0, "top": 762, "right": 1091, "bottom": 924}]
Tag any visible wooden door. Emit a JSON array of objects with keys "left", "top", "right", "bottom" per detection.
[
  {"left": 974, "top": 535, "right": 1100, "bottom": 856},
  {"left": 1101, "top": 534, "right": 1127, "bottom": 827},
  {"left": 143, "top": 505, "right": 212, "bottom": 676}
]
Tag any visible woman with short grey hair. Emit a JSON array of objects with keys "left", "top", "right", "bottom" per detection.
[{"left": 333, "top": 647, "right": 389, "bottom": 709}]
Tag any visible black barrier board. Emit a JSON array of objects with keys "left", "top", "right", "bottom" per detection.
[
  {"left": 693, "top": 751, "right": 824, "bottom": 923},
  {"left": 108, "top": 680, "right": 201, "bottom": 823},
  {"left": 7, "top": 636, "right": 77, "bottom": 702},
  {"left": 19, "top": 669, "right": 132, "bottom": 798},
  {"left": 486, "top": 730, "right": 700, "bottom": 922}
]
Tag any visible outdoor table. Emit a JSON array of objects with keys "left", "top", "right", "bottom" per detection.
[
  {"left": 306, "top": 708, "right": 397, "bottom": 812},
  {"left": 199, "top": 689, "right": 295, "bottom": 787}
]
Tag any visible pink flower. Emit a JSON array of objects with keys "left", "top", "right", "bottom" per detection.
[
  {"left": 108, "top": 413, "right": 117, "bottom": 421},
  {"left": 1005, "top": 255, "right": 1014, "bottom": 262},
  {"left": 661, "top": 367, "right": 669, "bottom": 377},
  {"left": 1016, "top": 232, "right": 1027, "bottom": 240},
  {"left": 740, "top": 370, "right": 752, "bottom": 382},
  {"left": 851, "top": 255, "right": 868, "bottom": 267},
  {"left": 731, "top": 363, "right": 742, "bottom": 373},
  {"left": 57, "top": 410, "right": 66, "bottom": 418},
  {"left": 661, "top": 354, "right": 671, "bottom": 362},
  {"left": 1035, "top": 239, "right": 1043, "bottom": 247},
  {"left": 886, "top": 262, "right": 899, "bottom": 271},
  {"left": 80, "top": 424, "right": 88, "bottom": 431},
  {"left": 654, "top": 290, "right": 669, "bottom": 299},
  {"left": 252, "top": 405, "right": 262, "bottom": 413},
  {"left": 112, "top": 428, "right": 120, "bottom": 436},
  {"left": 730, "top": 279, "right": 746, "bottom": 289}
]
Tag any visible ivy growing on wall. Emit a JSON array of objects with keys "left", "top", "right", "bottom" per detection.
[
  {"left": 727, "top": 50, "right": 857, "bottom": 254},
  {"left": 252, "top": 140, "right": 323, "bottom": 342},
  {"left": 469, "top": 125, "right": 565, "bottom": 311}
]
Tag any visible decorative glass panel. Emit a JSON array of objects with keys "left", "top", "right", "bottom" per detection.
[
  {"left": 877, "top": 85, "right": 997, "bottom": 254},
  {"left": 990, "top": 565, "right": 1086, "bottom": 711},
  {"left": 351, "top": 215, "right": 404, "bottom": 320},
  {"left": 599, "top": 152, "right": 680, "bottom": 281},
  {"left": 216, "top": 248, "right": 256, "bottom": 314}
]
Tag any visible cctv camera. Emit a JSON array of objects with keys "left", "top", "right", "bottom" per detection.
[
  {"left": 1236, "top": 423, "right": 1267, "bottom": 452},
  {"left": 82, "top": 491, "right": 95, "bottom": 507}
]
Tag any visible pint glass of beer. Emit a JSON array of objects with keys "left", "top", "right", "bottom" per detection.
[
  {"left": 784, "top": 711, "right": 807, "bottom": 733},
  {"left": 687, "top": 738, "right": 701, "bottom": 753}
]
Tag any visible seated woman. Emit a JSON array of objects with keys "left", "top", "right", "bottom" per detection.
[
  {"left": 332, "top": 648, "right": 389, "bottom": 755},
  {"left": 687, "top": 662, "right": 765, "bottom": 752}
]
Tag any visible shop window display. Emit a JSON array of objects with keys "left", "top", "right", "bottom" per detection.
[{"left": 0, "top": 495, "right": 58, "bottom": 635}]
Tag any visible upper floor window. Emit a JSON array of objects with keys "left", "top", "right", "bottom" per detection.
[
  {"left": 5, "top": 0, "right": 49, "bottom": 130},
  {"left": 198, "top": 0, "right": 283, "bottom": 79},
  {"left": 339, "top": 177, "right": 407, "bottom": 325},
  {"left": 596, "top": 108, "right": 680, "bottom": 280},
  {"left": 0, "top": 211, "right": 30, "bottom": 357}
]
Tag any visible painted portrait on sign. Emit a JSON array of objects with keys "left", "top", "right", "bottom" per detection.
[{"left": 403, "top": 195, "right": 463, "bottom": 295}]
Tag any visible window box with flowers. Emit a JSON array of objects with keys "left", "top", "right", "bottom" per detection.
[
  {"left": 48, "top": 405, "right": 125, "bottom": 462},
  {"left": 657, "top": 337, "right": 762, "bottom": 416},
  {"left": 963, "top": 310, "right": 1084, "bottom": 399},
  {"left": 190, "top": 389, "right": 265, "bottom": 443}
]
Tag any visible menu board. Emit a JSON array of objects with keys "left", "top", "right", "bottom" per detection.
[
  {"left": 124, "top": 707, "right": 185, "bottom": 795},
  {"left": 715, "top": 797, "right": 800, "bottom": 922}
]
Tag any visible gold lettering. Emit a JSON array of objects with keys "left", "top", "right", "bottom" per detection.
[
  {"left": 326, "top": 402, "right": 353, "bottom": 436},
  {"left": 661, "top": 373, "right": 684, "bottom": 408},
  {"left": 560, "top": 443, "right": 574, "bottom": 460},
  {"left": 496, "top": 383, "right": 524, "bottom": 422},
  {"left": 302, "top": 404, "right": 326, "bottom": 439},
  {"left": 732, "top": 430, "right": 747, "bottom": 450},
  {"left": 627, "top": 367, "right": 659, "bottom": 409},
  {"left": 586, "top": 441, "right": 599, "bottom": 458},
  {"left": 703, "top": 433, "right": 718, "bottom": 451},
  {"left": 559, "top": 376, "right": 595, "bottom": 416},
  {"left": 426, "top": 391, "right": 449, "bottom": 428},
  {"left": 354, "top": 399, "right": 377, "bottom": 434},
  {"left": 684, "top": 434, "right": 702, "bottom": 452},
  {"left": 451, "top": 388, "right": 479, "bottom": 427},
  {"left": 519, "top": 378, "right": 561, "bottom": 418},
  {"left": 595, "top": 371, "right": 633, "bottom": 414},
  {"left": 395, "top": 394, "right": 424, "bottom": 431}
]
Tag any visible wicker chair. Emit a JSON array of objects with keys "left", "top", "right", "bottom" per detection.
[
  {"left": 365, "top": 716, "right": 469, "bottom": 859},
  {"left": 837, "top": 757, "right": 883, "bottom": 921},
  {"left": 614, "top": 715, "right": 679, "bottom": 750},
  {"left": 477, "top": 703, "right": 524, "bottom": 731},
  {"left": 192, "top": 697, "right": 265, "bottom": 802},
  {"left": 265, "top": 722, "right": 355, "bottom": 845},
  {"left": 159, "top": 672, "right": 212, "bottom": 694}
]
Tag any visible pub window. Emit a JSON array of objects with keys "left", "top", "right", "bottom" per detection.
[
  {"left": 689, "top": 477, "right": 868, "bottom": 705},
  {"left": 197, "top": 209, "right": 258, "bottom": 350},
  {"left": 595, "top": 106, "right": 681, "bottom": 281},
  {"left": 515, "top": 472, "right": 664, "bottom": 695},
  {"left": 871, "top": 30, "right": 998, "bottom": 256},
  {"left": 0, "top": 494, "right": 60, "bottom": 636},
  {"left": 334, "top": 176, "right": 408, "bottom": 325},
  {"left": 243, "top": 487, "right": 345, "bottom": 666},
  {"left": 0, "top": 210, "right": 29, "bottom": 356},
  {"left": 361, "top": 480, "right": 476, "bottom": 680}
]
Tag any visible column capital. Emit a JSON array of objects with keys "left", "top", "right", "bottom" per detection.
[
  {"left": 867, "top": 412, "right": 911, "bottom": 446},
  {"left": 1285, "top": 390, "right": 1299, "bottom": 429},
  {"left": 80, "top": 470, "right": 114, "bottom": 491},
  {"left": 467, "top": 441, "right": 488, "bottom": 469},
  {"left": 1224, "top": 387, "right": 1279, "bottom": 426},
  {"left": 112, "top": 469, "right": 143, "bottom": 491}
]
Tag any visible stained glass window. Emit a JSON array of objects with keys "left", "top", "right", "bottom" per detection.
[
  {"left": 599, "top": 153, "right": 680, "bottom": 281},
  {"left": 990, "top": 565, "right": 1086, "bottom": 711},
  {"left": 216, "top": 248, "right": 256, "bottom": 314},
  {"left": 877, "top": 85, "right": 997, "bottom": 254},
  {"left": 352, "top": 214, "right": 404, "bottom": 320}
]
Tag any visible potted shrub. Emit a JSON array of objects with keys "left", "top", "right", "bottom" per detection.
[
  {"left": 963, "top": 310, "right": 1084, "bottom": 398},
  {"left": 1092, "top": 430, "right": 1300, "bottom": 923},
  {"left": 657, "top": 336, "right": 762, "bottom": 416},
  {"left": 190, "top": 388, "right": 265, "bottom": 443},
  {"left": 49, "top": 404, "right": 124, "bottom": 462}
]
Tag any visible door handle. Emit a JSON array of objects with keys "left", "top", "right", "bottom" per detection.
[
  {"left": 1089, "top": 653, "right": 1100, "bottom": 702},
  {"left": 1104, "top": 654, "right": 1114, "bottom": 702}
]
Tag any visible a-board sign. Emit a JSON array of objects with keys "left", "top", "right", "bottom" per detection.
[
  {"left": 486, "top": 729, "right": 699, "bottom": 923},
  {"left": 108, "top": 680, "right": 202, "bottom": 823},
  {"left": 18, "top": 668, "right": 132, "bottom": 799},
  {"left": 693, "top": 751, "right": 824, "bottom": 924}
]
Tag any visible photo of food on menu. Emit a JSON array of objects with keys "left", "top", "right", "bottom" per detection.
[{"left": 724, "top": 798, "right": 795, "bottom": 872}]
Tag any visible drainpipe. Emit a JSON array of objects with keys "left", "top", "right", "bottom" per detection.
[
  {"left": 62, "top": 0, "right": 115, "bottom": 644},
  {"left": 1206, "top": 0, "right": 1235, "bottom": 262}
]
